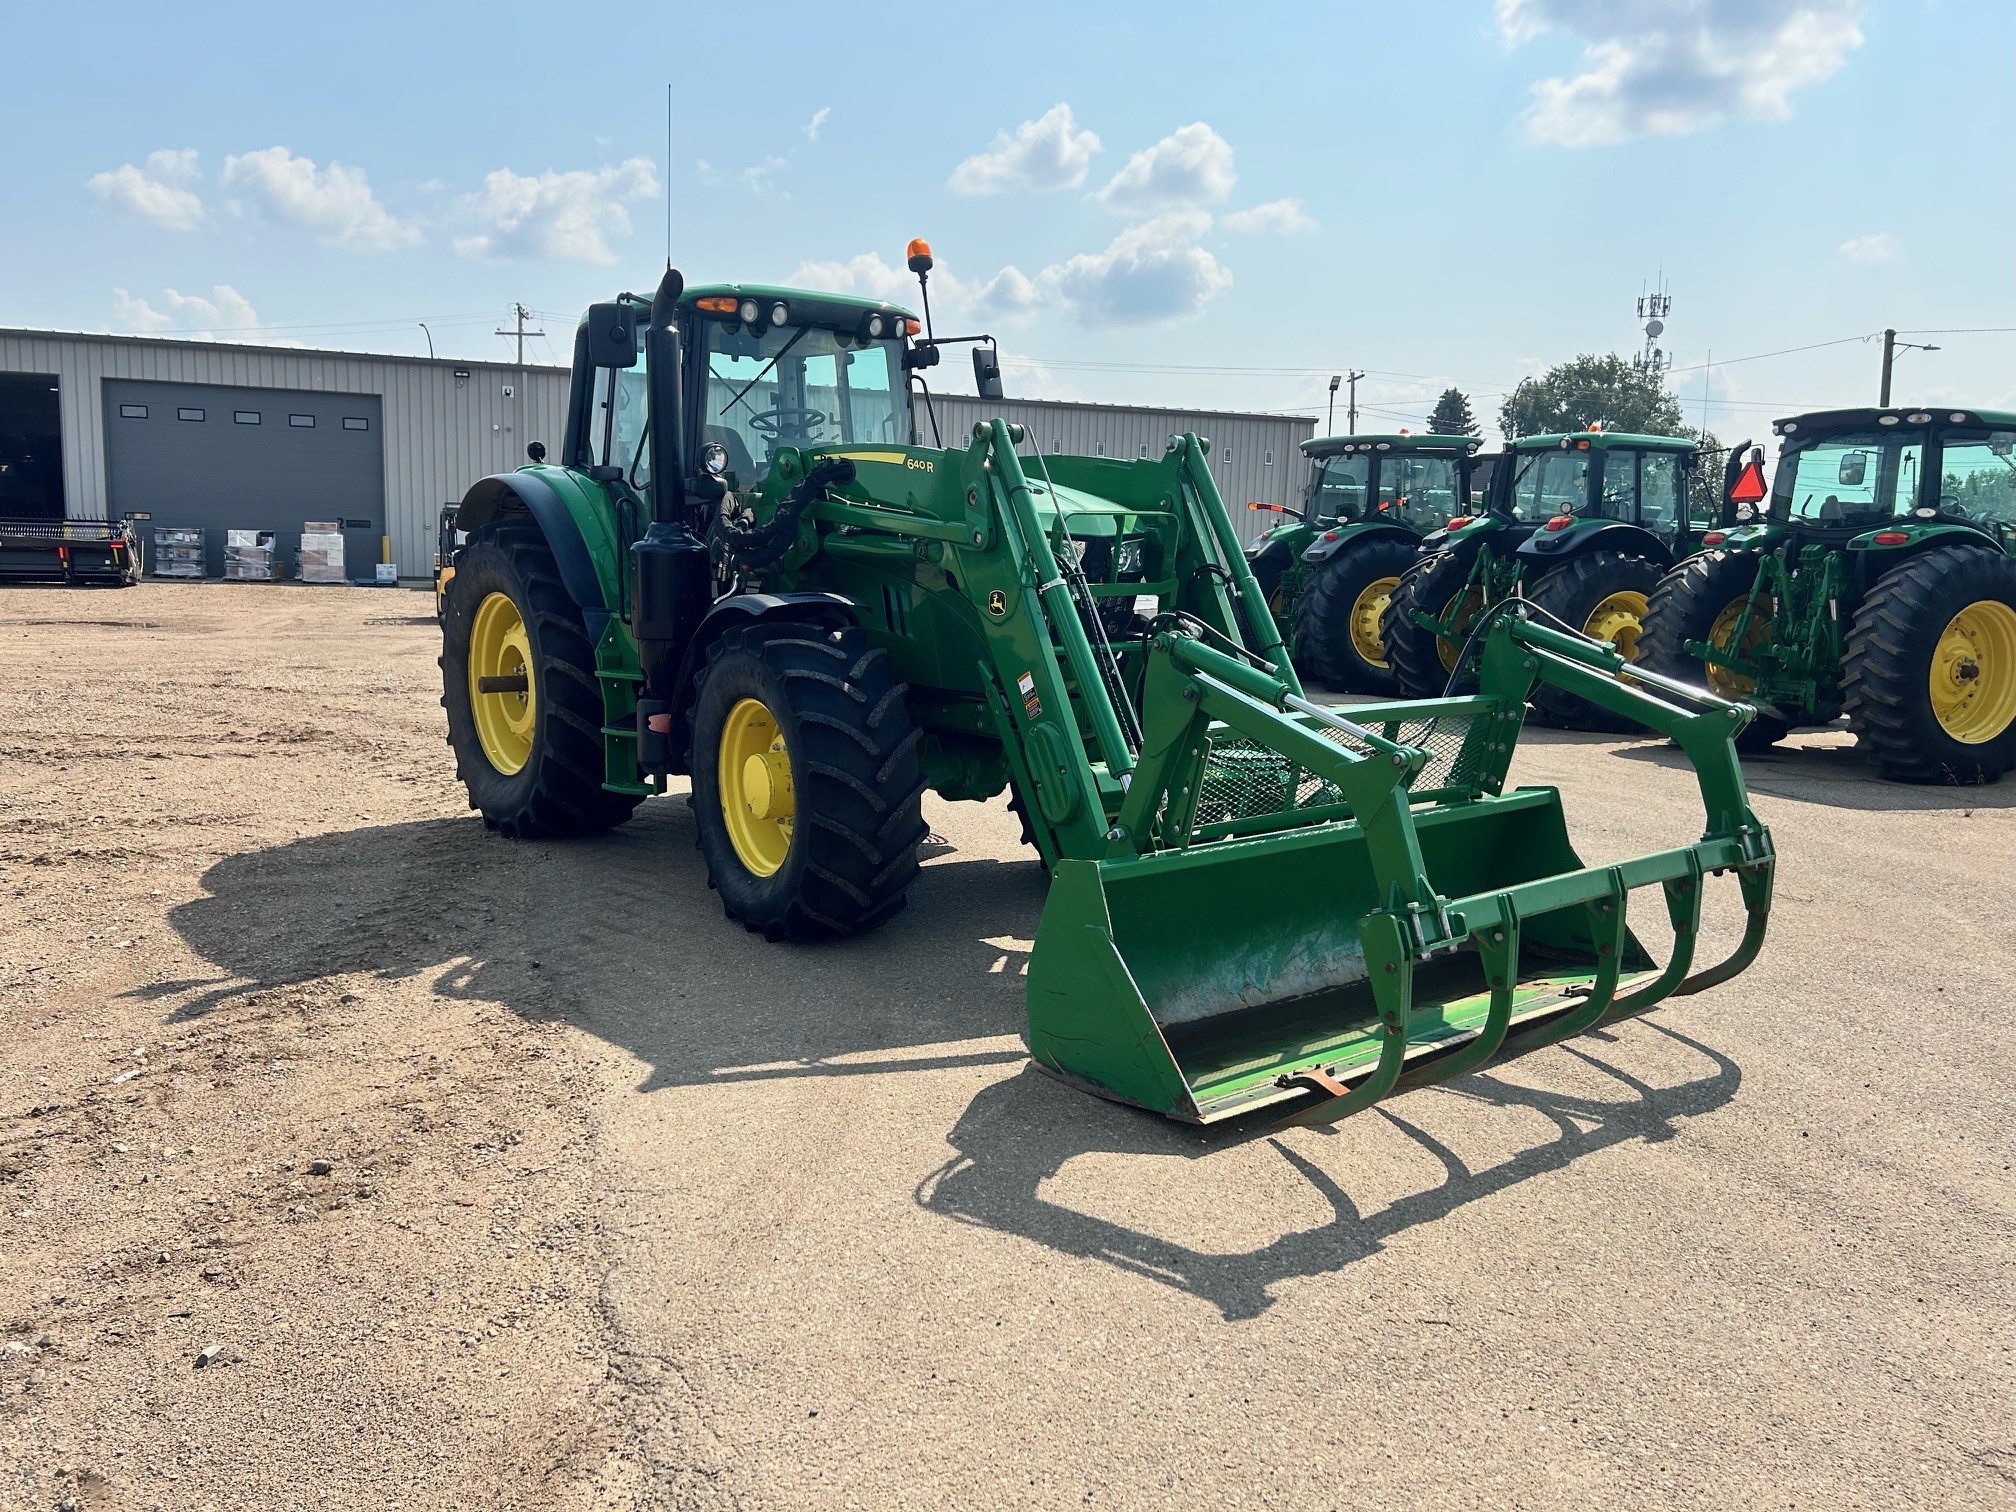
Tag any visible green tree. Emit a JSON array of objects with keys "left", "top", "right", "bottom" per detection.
[
  {"left": 1499, "top": 354, "right": 1688, "bottom": 440},
  {"left": 1425, "top": 386, "right": 1480, "bottom": 437}
]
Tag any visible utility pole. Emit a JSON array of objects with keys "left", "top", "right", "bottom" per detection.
[
  {"left": 496, "top": 303, "right": 544, "bottom": 366},
  {"left": 1345, "top": 370, "right": 1365, "bottom": 434},
  {"left": 1878, "top": 327, "right": 1940, "bottom": 406},
  {"left": 1327, "top": 375, "right": 1340, "bottom": 434}
]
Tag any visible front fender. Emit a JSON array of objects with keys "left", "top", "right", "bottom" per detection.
[
  {"left": 1299, "top": 519, "right": 1419, "bottom": 565},
  {"left": 1847, "top": 521, "right": 2004, "bottom": 555},
  {"left": 1417, "top": 518, "right": 1514, "bottom": 568},
  {"left": 665, "top": 591, "right": 863, "bottom": 772}
]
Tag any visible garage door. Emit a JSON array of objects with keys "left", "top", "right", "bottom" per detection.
[{"left": 103, "top": 379, "right": 384, "bottom": 578}]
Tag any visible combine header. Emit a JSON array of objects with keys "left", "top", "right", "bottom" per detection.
[
  {"left": 437, "top": 245, "right": 1777, "bottom": 1124},
  {"left": 0, "top": 519, "right": 137, "bottom": 587}
]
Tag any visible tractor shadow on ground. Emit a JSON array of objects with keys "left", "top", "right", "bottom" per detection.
[
  {"left": 1602, "top": 733, "right": 2016, "bottom": 811},
  {"left": 153, "top": 801, "right": 1041, "bottom": 1089},
  {"left": 917, "top": 1022, "right": 1742, "bottom": 1322}
]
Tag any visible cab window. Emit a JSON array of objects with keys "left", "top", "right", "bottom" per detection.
[
  {"left": 700, "top": 318, "right": 905, "bottom": 486},
  {"left": 1595, "top": 450, "right": 1638, "bottom": 521},
  {"left": 1511, "top": 451, "right": 1590, "bottom": 521},
  {"left": 1639, "top": 452, "right": 1681, "bottom": 529},
  {"left": 1376, "top": 454, "right": 1460, "bottom": 527},
  {"left": 1937, "top": 430, "right": 2016, "bottom": 527},
  {"left": 1775, "top": 431, "right": 1923, "bottom": 526},
  {"left": 587, "top": 321, "right": 650, "bottom": 488},
  {"left": 1307, "top": 454, "right": 1368, "bottom": 522}
]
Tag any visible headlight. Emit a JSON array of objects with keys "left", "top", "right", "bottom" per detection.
[
  {"left": 771, "top": 302, "right": 789, "bottom": 327},
  {"left": 1115, "top": 538, "right": 1146, "bottom": 579},
  {"left": 738, "top": 298, "right": 760, "bottom": 324}
]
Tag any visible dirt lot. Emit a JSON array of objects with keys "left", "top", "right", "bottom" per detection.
[{"left": 1, "top": 582, "right": 2010, "bottom": 1511}]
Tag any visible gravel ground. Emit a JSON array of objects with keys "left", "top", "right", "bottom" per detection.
[{"left": 1, "top": 582, "right": 2009, "bottom": 1510}]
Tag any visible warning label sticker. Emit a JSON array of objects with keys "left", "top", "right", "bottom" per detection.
[{"left": 1016, "top": 671, "right": 1042, "bottom": 720}]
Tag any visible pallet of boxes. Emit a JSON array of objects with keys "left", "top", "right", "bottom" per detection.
[
  {"left": 223, "top": 529, "right": 280, "bottom": 581},
  {"left": 152, "top": 527, "right": 204, "bottom": 579},
  {"left": 297, "top": 522, "right": 346, "bottom": 585}
]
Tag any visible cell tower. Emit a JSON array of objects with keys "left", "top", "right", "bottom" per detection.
[{"left": 1633, "top": 277, "right": 1673, "bottom": 378}]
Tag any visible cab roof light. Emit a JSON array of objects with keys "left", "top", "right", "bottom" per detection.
[
  {"left": 903, "top": 318, "right": 921, "bottom": 336},
  {"left": 695, "top": 295, "right": 738, "bottom": 314},
  {"left": 906, "top": 238, "right": 934, "bottom": 273}
]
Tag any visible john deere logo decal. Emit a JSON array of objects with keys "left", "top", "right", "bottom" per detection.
[{"left": 987, "top": 589, "right": 1007, "bottom": 617}]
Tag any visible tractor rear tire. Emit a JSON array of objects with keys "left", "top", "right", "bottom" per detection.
[
  {"left": 1843, "top": 546, "right": 2016, "bottom": 785},
  {"left": 1381, "top": 550, "right": 1483, "bottom": 699},
  {"left": 1293, "top": 537, "right": 1419, "bottom": 694},
  {"left": 689, "top": 621, "right": 928, "bottom": 940},
  {"left": 1524, "top": 551, "right": 1664, "bottom": 732},
  {"left": 1640, "top": 551, "right": 1790, "bottom": 753},
  {"left": 440, "top": 522, "right": 643, "bottom": 838}
]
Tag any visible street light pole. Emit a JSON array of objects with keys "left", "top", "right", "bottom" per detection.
[
  {"left": 1345, "top": 370, "right": 1365, "bottom": 433},
  {"left": 1327, "top": 374, "right": 1340, "bottom": 434},
  {"left": 1879, "top": 327, "right": 1941, "bottom": 405},
  {"left": 418, "top": 322, "right": 434, "bottom": 359}
]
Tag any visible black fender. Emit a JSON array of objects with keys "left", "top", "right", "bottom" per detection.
[
  {"left": 1415, "top": 521, "right": 1521, "bottom": 570},
  {"left": 456, "top": 472, "right": 611, "bottom": 640},
  {"left": 1300, "top": 520, "right": 1419, "bottom": 566},
  {"left": 665, "top": 591, "right": 863, "bottom": 772},
  {"left": 1517, "top": 519, "right": 1673, "bottom": 570},
  {"left": 1246, "top": 534, "right": 1295, "bottom": 572}
]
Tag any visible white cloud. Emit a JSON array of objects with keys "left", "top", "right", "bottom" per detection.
[
  {"left": 698, "top": 155, "right": 789, "bottom": 196},
  {"left": 1043, "top": 212, "right": 1233, "bottom": 326},
  {"left": 86, "top": 149, "right": 204, "bottom": 231},
  {"left": 1223, "top": 197, "right": 1316, "bottom": 235},
  {"left": 803, "top": 107, "right": 831, "bottom": 142},
  {"left": 454, "top": 157, "right": 659, "bottom": 264},
  {"left": 783, "top": 251, "right": 1046, "bottom": 326},
  {"left": 1096, "top": 123, "right": 1236, "bottom": 214},
  {"left": 949, "top": 105, "right": 1102, "bottom": 194},
  {"left": 1499, "top": 0, "right": 1866, "bottom": 147},
  {"left": 1837, "top": 231, "right": 1899, "bottom": 264},
  {"left": 110, "top": 284, "right": 293, "bottom": 344},
  {"left": 221, "top": 147, "right": 419, "bottom": 251}
]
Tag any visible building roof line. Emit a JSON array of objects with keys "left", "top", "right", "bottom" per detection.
[{"left": 0, "top": 327, "right": 569, "bottom": 374}]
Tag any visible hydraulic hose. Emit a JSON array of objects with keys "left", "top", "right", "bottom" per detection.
[{"left": 713, "top": 456, "right": 856, "bottom": 571}]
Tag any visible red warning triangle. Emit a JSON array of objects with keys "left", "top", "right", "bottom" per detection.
[{"left": 1729, "top": 458, "right": 1768, "bottom": 505}]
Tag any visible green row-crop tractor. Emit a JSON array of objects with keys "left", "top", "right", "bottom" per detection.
[
  {"left": 437, "top": 244, "right": 1775, "bottom": 1126},
  {"left": 1640, "top": 405, "right": 2016, "bottom": 784},
  {"left": 1244, "top": 432, "right": 1483, "bottom": 693},
  {"left": 1381, "top": 429, "right": 1701, "bottom": 729}
]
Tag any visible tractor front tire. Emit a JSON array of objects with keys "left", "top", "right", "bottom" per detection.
[
  {"left": 1524, "top": 551, "right": 1664, "bottom": 732},
  {"left": 1843, "top": 546, "right": 2016, "bottom": 784},
  {"left": 1381, "top": 550, "right": 1483, "bottom": 699},
  {"left": 1640, "top": 551, "right": 1790, "bottom": 753},
  {"left": 1292, "top": 537, "right": 1419, "bottom": 694},
  {"left": 441, "top": 522, "right": 643, "bottom": 838},
  {"left": 689, "top": 622, "right": 928, "bottom": 940}
]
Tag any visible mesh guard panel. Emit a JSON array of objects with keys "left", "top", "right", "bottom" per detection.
[{"left": 1190, "top": 714, "right": 1483, "bottom": 832}]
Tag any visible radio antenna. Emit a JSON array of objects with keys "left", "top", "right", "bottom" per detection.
[{"left": 665, "top": 84, "right": 673, "bottom": 269}]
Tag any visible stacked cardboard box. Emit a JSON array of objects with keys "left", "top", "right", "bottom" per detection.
[
  {"left": 224, "top": 529, "right": 280, "bottom": 581},
  {"left": 298, "top": 521, "right": 346, "bottom": 584},
  {"left": 152, "top": 527, "right": 205, "bottom": 579}
]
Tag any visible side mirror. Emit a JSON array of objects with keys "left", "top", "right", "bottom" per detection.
[
  {"left": 701, "top": 441, "right": 729, "bottom": 477},
  {"left": 583, "top": 302, "right": 638, "bottom": 369},
  {"left": 1838, "top": 451, "right": 1868, "bottom": 487},
  {"left": 973, "top": 345, "right": 1004, "bottom": 401},
  {"left": 526, "top": 441, "right": 547, "bottom": 463}
]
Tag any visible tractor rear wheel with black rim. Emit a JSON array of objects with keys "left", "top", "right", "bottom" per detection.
[
  {"left": 1381, "top": 550, "right": 1485, "bottom": 699},
  {"left": 689, "top": 621, "right": 928, "bottom": 940},
  {"left": 1523, "top": 551, "right": 1664, "bottom": 732},
  {"left": 1843, "top": 545, "right": 2016, "bottom": 784},
  {"left": 1292, "top": 536, "right": 1419, "bottom": 694},
  {"left": 1640, "top": 550, "right": 1791, "bottom": 753},
  {"left": 441, "top": 522, "right": 643, "bottom": 837}
]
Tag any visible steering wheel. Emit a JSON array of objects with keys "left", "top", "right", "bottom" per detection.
[{"left": 747, "top": 406, "right": 828, "bottom": 440}]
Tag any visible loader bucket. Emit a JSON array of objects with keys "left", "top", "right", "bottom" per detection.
[{"left": 1023, "top": 614, "right": 1774, "bottom": 1125}]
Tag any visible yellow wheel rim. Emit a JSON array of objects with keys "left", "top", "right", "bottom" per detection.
[
  {"left": 1705, "top": 593, "right": 1773, "bottom": 699},
  {"left": 1584, "top": 590, "right": 1650, "bottom": 663},
  {"left": 719, "top": 697, "right": 796, "bottom": 876},
  {"left": 468, "top": 591, "right": 536, "bottom": 775},
  {"left": 1435, "top": 587, "right": 1485, "bottom": 672},
  {"left": 1929, "top": 599, "right": 2016, "bottom": 744},
  {"left": 1350, "top": 575, "right": 1400, "bottom": 669}
]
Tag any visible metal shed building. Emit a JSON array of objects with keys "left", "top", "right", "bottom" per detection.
[{"left": 0, "top": 328, "right": 1313, "bottom": 575}]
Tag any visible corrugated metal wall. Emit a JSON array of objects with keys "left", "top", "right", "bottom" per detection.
[
  {"left": 0, "top": 328, "right": 1313, "bottom": 571},
  {"left": 920, "top": 394, "right": 1315, "bottom": 543},
  {"left": 0, "top": 330, "right": 568, "bottom": 574}
]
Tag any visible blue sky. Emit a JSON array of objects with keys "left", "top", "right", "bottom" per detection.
[{"left": 4, "top": 0, "right": 2010, "bottom": 443}]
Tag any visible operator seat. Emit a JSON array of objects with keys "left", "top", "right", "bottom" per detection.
[{"left": 1816, "top": 495, "right": 1843, "bottom": 522}]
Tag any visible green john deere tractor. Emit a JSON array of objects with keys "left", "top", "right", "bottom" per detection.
[
  {"left": 438, "top": 247, "right": 1775, "bottom": 1126},
  {"left": 1382, "top": 428, "right": 1700, "bottom": 729},
  {"left": 1243, "top": 433, "right": 1483, "bottom": 693},
  {"left": 1640, "top": 405, "right": 2016, "bottom": 783}
]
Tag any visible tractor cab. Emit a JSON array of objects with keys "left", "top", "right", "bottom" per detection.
[
  {"left": 1300, "top": 433, "right": 1480, "bottom": 530},
  {"left": 1467, "top": 429, "right": 1698, "bottom": 565}
]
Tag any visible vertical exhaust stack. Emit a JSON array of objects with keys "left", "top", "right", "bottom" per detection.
[{"left": 632, "top": 266, "right": 710, "bottom": 774}]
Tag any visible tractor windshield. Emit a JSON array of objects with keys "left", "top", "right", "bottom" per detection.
[
  {"left": 1307, "top": 454, "right": 1369, "bottom": 522},
  {"left": 700, "top": 320, "right": 907, "bottom": 482},
  {"left": 1936, "top": 429, "right": 2016, "bottom": 531},
  {"left": 1376, "top": 453, "right": 1463, "bottom": 528},
  {"left": 1508, "top": 450, "right": 1591, "bottom": 521},
  {"left": 1772, "top": 429, "right": 1924, "bottom": 528}
]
